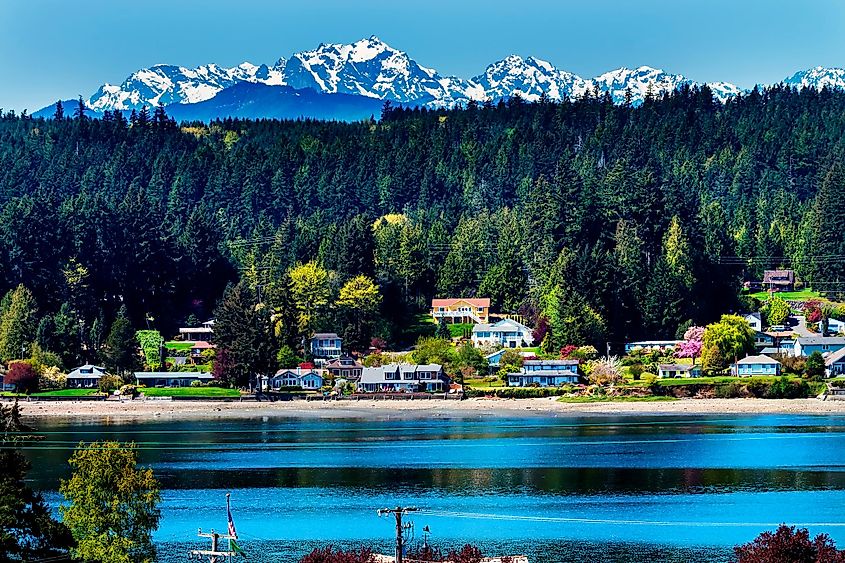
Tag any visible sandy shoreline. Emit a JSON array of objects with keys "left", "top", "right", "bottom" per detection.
[{"left": 11, "top": 397, "right": 845, "bottom": 421}]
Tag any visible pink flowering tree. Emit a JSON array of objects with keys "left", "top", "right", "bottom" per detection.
[{"left": 676, "top": 326, "right": 705, "bottom": 365}]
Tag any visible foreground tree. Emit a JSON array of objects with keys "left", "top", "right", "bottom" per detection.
[
  {"left": 5, "top": 360, "right": 39, "bottom": 393},
  {"left": 701, "top": 315, "right": 756, "bottom": 373},
  {"left": 734, "top": 524, "right": 845, "bottom": 563},
  {"left": 60, "top": 441, "right": 161, "bottom": 563},
  {"left": 0, "top": 401, "right": 75, "bottom": 561}
]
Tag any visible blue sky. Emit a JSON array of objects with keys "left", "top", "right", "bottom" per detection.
[{"left": 2, "top": 0, "right": 845, "bottom": 111}]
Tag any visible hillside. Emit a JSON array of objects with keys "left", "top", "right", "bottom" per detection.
[{"left": 2, "top": 85, "right": 845, "bottom": 365}]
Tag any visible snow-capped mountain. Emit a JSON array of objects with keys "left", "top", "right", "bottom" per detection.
[
  {"left": 87, "top": 60, "right": 286, "bottom": 111},
  {"left": 471, "top": 55, "right": 590, "bottom": 102},
  {"left": 784, "top": 66, "right": 845, "bottom": 91},
  {"left": 50, "top": 36, "right": 845, "bottom": 121}
]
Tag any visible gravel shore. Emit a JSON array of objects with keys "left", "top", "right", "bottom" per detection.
[{"left": 13, "top": 397, "right": 845, "bottom": 421}]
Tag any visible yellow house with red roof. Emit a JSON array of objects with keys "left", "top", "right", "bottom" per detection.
[{"left": 430, "top": 298, "right": 490, "bottom": 324}]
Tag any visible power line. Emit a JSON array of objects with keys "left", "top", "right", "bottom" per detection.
[{"left": 378, "top": 506, "right": 418, "bottom": 563}]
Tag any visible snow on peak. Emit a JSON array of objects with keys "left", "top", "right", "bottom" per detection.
[
  {"left": 784, "top": 67, "right": 845, "bottom": 90},
  {"left": 84, "top": 36, "right": 748, "bottom": 113}
]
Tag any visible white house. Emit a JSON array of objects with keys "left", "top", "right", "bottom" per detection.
[
  {"left": 471, "top": 319, "right": 534, "bottom": 349},
  {"left": 744, "top": 312, "right": 763, "bottom": 332},
  {"left": 66, "top": 365, "right": 107, "bottom": 388},
  {"left": 178, "top": 319, "right": 214, "bottom": 341},
  {"left": 657, "top": 364, "right": 702, "bottom": 378},
  {"left": 827, "top": 318, "right": 845, "bottom": 335},
  {"left": 357, "top": 364, "right": 448, "bottom": 393},
  {"left": 794, "top": 337, "right": 845, "bottom": 357},
  {"left": 825, "top": 347, "right": 845, "bottom": 377}
]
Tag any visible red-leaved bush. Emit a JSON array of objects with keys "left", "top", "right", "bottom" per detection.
[
  {"left": 734, "top": 525, "right": 845, "bottom": 563},
  {"left": 299, "top": 547, "right": 374, "bottom": 563}
]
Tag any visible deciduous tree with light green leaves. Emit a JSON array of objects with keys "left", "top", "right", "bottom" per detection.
[
  {"left": 764, "top": 294, "right": 790, "bottom": 327},
  {"left": 60, "top": 441, "right": 161, "bottom": 563},
  {"left": 0, "top": 284, "right": 38, "bottom": 362},
  {"left": 701, "top": 314, "right": 756, "bottom": 373},
  {"left": 337, "top": 275, "right": 382, "bottom": 350},
  {"left": 288, "top": 261, "right": 332, "bottom": 336}
]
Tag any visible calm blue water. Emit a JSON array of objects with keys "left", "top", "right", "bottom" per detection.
[{"left": 24, "top": 414, "right": 845, "bottom": 562}]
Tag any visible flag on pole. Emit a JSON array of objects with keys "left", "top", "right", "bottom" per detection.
[{"left": 227, "top": 494, "right": 247, "bottom": 558}]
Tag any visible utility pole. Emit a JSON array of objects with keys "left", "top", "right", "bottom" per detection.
[
  {"left": 377, "top": 506, "right": 418, "bottom": 563},
  {"left": 189, "top": 528, "right": 235, "bottom": 563}
]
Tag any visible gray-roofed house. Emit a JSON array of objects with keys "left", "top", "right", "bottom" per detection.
[
  {"left": 763, "top": 269, "right": 795, "bottom": 291},
  {"left": 507, "top": 359, "right": 581, "bottom": 387},
  {"left": 731, "top": 355, "right": 782, "bottom": 377},
  {"left": 794, "top": 337, "right": 845, "bottom": 357},
  {"left": 135, "top": 371, "right": 214, "bottom": 387},
  {"left": 310, "top": 333, "right": 343, "bottom": 359},
  {"left": 66, "top": 365, "right": 108, "bottom": 388},
  {"left": 261, "top": 368, "right": 324, "bottom": 391},
  {"left": 657, "top": 364, "right": 702, "bottom": 378},
  {"left": 825, "top": 347, "right": 845, "bottom": 377},
  {"left": 357, "top": 364, "right": 448, "bottom": 393}
]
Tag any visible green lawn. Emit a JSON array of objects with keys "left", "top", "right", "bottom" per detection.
[
  {"left": 653, "top": 375, "right": 797, "bottom": 387},
  {"left": 447, "top": 323, "right": 474, "bottom": 338},
  {"left": 139, "top": 387, "right": 239, "bottom": 397},
  {"left": 164, "top": 341, "right": 194, "bottom": 351},
  {"left": 2, "top": 389, "right": 100, "bottom": 397},
  {"left": 557, "top": 395, "right": 677, "bottom": 403},
  {"left": 747, "top": 289, "right": 822, "bottom": 301}
]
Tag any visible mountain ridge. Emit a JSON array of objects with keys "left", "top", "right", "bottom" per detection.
[{"left": 37, "top": 36, "right": 845, "bottom": 120}]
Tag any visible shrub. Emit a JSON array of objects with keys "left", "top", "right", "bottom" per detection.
[
  {"left": 780, "top": 355, "right": 806, "bottom": 375},
  {"left": 641, "top": 373, "right": 658, "bottom": 386},
  {"left": 587, "top": 356, "right": 622, "bottom": 386},
  {"left": 39, "top": 365, "right": 67, "bottom": 390},
  {"left": 715, "top": 382, "right": 744, "bottom": 398},
  {"left": 118, "top": 384, "right": 139, "bottom": 397},
  {"left": 628, "top": 363, "right": 644, "bottom": 380},
  {"left": 98, "top": 374, "right": 122, "bottom": 393},
  {"left": 190, "top": 380, "right": 205, "bottom": 388},
  {"left": 805, "top": 352, "right": 825, "bottom": 380}
]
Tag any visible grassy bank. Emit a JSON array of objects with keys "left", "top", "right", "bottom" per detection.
[
  {"left": 557, "top": 395, "right": 677, "bottom": 403},
  {"left": 747, "top": 289, "right": 822, "bottom": 301},
  {"left": 139, "top": 387, "right": 240, "bottom": 397},
  {"left": 2, "top": 389, "right": 100, "bottom": 398}
]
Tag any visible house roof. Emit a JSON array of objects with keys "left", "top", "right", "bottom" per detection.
[
  {"left": 312, "top": 333, "right": 340, "bottom": 340},
  {"left": 325, "top": 357, "right": 363, "bottom": 369},
  {"left": 763, "top": 269, "right": 795, "bottom": 283},
  {"left": 745, "top": 312, "right": 762, "bottom": 321},
  {"left": 825, "top": 347, "right": 845, "bottom": 366},
  {"left": 473, "top": 319, "right": 530, "bottom": 333},
  {"left": 191, "top": 341, "right": 215, "bottom": 349},
  {"left": 658, "top": 364, "right": 698, "bottom": 371},
  {"left": 736, "top": 355, "right": 781, "bottom": 365},
  {"left": 431, "top": 298, "right": 490, "bottom": 308},
  {"left": 524, "top": 359, "right": 579, "bottom": 366},
  {"left": 796, "top": 337, "right": 845, "bottom": 346},
  {"left": 67, "top": 365, "right": 107, "bottom": 378}
]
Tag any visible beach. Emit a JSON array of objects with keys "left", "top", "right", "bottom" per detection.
[{"left": 12, "top": 397, "right": 845, "bottom": 421}]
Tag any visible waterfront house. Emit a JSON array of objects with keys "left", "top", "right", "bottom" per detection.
[
  {"left": 135, "top": 371, "right": 214, "bottom": 387},
  {"left": 744, "top": 312, "right": 763, "bottom": 332},
  {"left": 66, "top": 364, "right": 108, "bottom": 388},
  {"left": 507, "top": 359, "right": 580, "bottom": 387},
  {"left": 471, "top": 318, "right": 534, "bottom": 349},
  {"left": 825, "top": 347, "right": 845, "bottom": 377},
  {"left": 357, "top": 364, "right": 448, "bottom": 393},
  {"left": 430, "top": 298, "right": 490, "bottom": 324},
  {"left": 310, "top": 333, "right": 343, "bottom": 359},
  {"left": 754, "top": 331, "right": 775, "bottom": 348},
  {"left": 763, "top": 269, "right": 795, "bottom": 292},
  {"left": 485, "top": 349, "right": 534, "bottom": 368},
  {"left": 731, "top": 355, "right": 782, "bottom": 377},
  {"left": 324, "top": 356, "right": 364, "bottom": 381},
  {"left": 262, "top": 368, "right": 324, "bottom": 391},
  {"left": 793, "top": 337, "right": 845, "bottom": 357},
  {"left": 189, "top": 341, "right": 215, "bottom": 363},
  {"left": 178, "top": 319, "right": 214, "bottom": 341},
  {"left": 657, "top": 363, "right": 702, "bottom": 378},
  {"left": 624, "top": 340, "right": 682, "bottom": 353}
]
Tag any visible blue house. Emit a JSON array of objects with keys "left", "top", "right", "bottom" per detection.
[
  {"left": 507, "top": 360, "right": 580, "bottom": 387},
  {"left": 310, "top": 333, "right": 343, "bottom": 359},
  {"left": 732, "top": 355, "right": 781, "bottom": 377},
  {"left": 793, "top": 337, "right": 845, "bottom": 357}
]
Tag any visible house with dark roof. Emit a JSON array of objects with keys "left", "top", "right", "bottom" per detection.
[
  {"left": 324, "top": 356, "right": 364, "bottom": 381},
  {"left": 763, "top": 270, "right": 795, "bottom": 291},
  {"left": 135, "top": 371, "right": 214, "bottom": 387},
  {"left": 507, "top": 359, "right": 581, "bottom": 387},
  {"left": 260, "top": 368, "right": 324, "bottom": 391},
  {"left": 310, "top": 333, "right": 343, "bottom": 359},
  {"left": 431, "top": 298, "right": 491, "bottom": 324}
]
